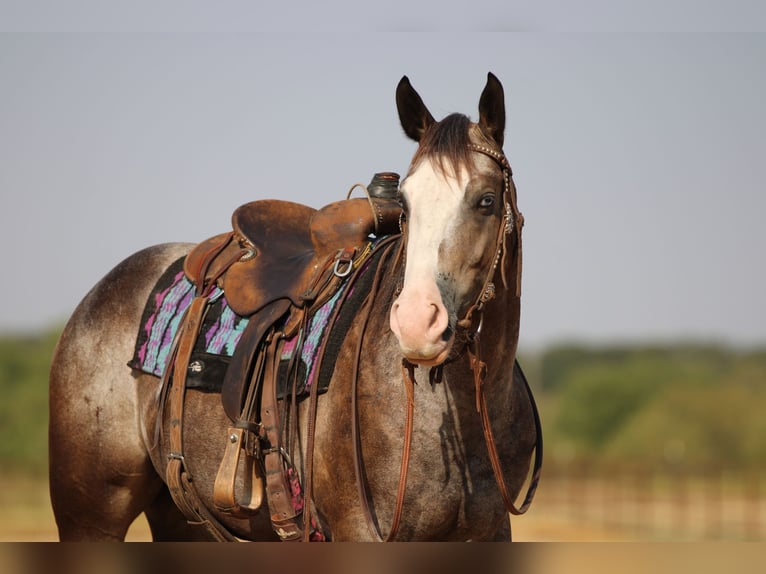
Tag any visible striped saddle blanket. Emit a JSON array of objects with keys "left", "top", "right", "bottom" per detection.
[{"left": 128, "top": 256, "right": 348, "bottom": 398}]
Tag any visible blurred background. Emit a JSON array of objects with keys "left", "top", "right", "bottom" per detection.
[
  {"left": 3, "top": 333, "right": 764, "bottom": 540},
  {"left": 1, "top": 1, "right": 765, "bottom": 542}
]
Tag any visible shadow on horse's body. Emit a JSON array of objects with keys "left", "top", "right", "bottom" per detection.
[{"left": 49, "top": 73, "right": 540, "bottom": 541}]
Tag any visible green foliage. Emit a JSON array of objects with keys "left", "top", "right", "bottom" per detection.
[
  {"left": 0, "top": 329, "right": 60, "bottom": 476},
  {"left": 602, "top": 377, "right": 766, "bottom": 467},
  {"left": 0, "top": 327, "right": 763, "bottom": 476},
  {"left": 540, "top": 342, "right": 766, "bottom": 469},
  {"left": 554, "top": 362, "right": 664, "bottom": 449},
  {"left": 539, "top": 343, "right": 734, "bottom": 392}
]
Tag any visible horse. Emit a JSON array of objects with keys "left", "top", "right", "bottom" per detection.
[{"left": 48, "top": 72, "right": 541, "bottom": 541}]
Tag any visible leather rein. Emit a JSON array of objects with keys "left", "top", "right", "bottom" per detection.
[{"left": 350, "top": 144, "right": 542, "bottom": 541}]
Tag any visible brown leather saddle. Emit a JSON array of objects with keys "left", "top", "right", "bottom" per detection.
[
  {"left": 163, "top": 177, "right": 403, "bottom": 540},
  {"left": 183, "top": 192, "right": 402, "bottom": 420},
  {"left": 185, "top": 196, "right": 402, "bottom": 317}
]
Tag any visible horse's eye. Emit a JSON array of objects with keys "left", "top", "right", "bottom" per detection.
[{"left": 478, "top": 194, "right": 495, "bottom": 210}]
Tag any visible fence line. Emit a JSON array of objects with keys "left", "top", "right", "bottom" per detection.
[{"left": 532, "top": 465, "right": 765, "bottom": 541}]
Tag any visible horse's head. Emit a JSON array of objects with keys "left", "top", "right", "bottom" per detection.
[{"left": 389, "top": 73, "right": 521, "bottom": 366}]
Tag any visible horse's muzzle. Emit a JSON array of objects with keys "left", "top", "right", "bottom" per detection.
[{"left": 389, "top": 289, "right": 455, "bottom": 366}]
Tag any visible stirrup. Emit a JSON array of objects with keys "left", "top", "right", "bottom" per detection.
[{"left": 213, "top": 426, "right": 264, "bottom": 515}]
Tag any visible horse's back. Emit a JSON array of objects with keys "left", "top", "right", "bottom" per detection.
[{"left": 49, "top": 242, "right": 192, "bottom": 540}]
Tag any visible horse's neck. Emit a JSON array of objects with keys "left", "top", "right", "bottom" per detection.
[{"left": 485, "top": 289, "right": 520, "bottom": 355}]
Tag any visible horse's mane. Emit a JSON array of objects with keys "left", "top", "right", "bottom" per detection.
[{"left": 409, "top": 113, "right": 494, "bottom": 179}]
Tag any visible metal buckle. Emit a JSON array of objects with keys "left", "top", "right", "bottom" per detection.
[
  {"left": 262, "top": 446, "right": 293, "bottom": 467},
  {"left": 333, "top": 248, "right": 356, "bottom": 278}
]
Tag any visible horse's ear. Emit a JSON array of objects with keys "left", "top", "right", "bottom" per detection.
[
  {"left": 478, "top": 72, "right": 505, "bottom": 148},
  {"left": 396, "top": 76, "right": 435, "bottom": 142}
]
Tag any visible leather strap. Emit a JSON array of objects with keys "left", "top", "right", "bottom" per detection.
[
  {"left": 161, "top": 237, "right": 248, "bottom": 541},
  {"left": 391, "top": 359, "right": 416, "bottom": 537},
  {"left": 166, "top": 296, "right": 208, "bottom": 512},
  {"left": 467, "top": 331, "right": 542, "bottom": 517},
  {"left": 213, "top": 303, "right": 281, "bottom": 516},
  {"left": 348, "top": 239, "right": 414, "bottom": 541},
  {"left": 260, "top": 333, "right": 303, "bottom": 541},
  {"left": 221, "top": 298, "right": 291, "bottom": 422},
  {"left": 457, "top": 144, "right": 540, "bottom": 519},
  {"left": 163, "top": 295, "right": 239, "bottom": 541},
  {"left": 300, "top": 236, "right": 400, "bottom": 541},
  {"left": 212, "top": 426, "right": 264, "bottom": 514}
]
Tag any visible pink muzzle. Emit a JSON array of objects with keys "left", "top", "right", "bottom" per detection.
[{"left": 389, "top": 280, "right": 454, "bottom": 366}]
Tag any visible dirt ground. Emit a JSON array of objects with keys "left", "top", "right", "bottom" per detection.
[
  {"left": 4, "top": 507, "right": 620, "bottom": 543},
  {"left": 0, "top": 476, "right": 647, "bottom": 542},
  {"left": 3, "top": 474, "right": 760, "bottom": 542}
]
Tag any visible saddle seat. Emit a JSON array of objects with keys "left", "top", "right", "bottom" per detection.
[{"left": 184, "top": 195, "right": 401, "bottom": 318}]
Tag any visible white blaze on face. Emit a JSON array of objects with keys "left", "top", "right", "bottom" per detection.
[{"left": 389, "top": 159, "right": 465, "bottom": 365}]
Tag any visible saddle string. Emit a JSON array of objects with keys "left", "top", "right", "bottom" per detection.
[
  {"left": 393, "top": 358, "right": 416, "bottom": 536},
  {"left": 346, "top": 182, "right": 381, "bottom": 235},
  {"left": 190, "top": 232, "right": 234, "bottom": 295},
  {"left": 192, "top": 231, "right": 256, "bottom": 298},
  {"left": 300, "top": 308, "right": 336, "bottom": 540},
  {"left": 350, "top": 280, "right": 381, "bottom": 538},
  {"left": 288, "top": 248, "right": 355, "bottom": 462},
  {"left": 272, "top": 253, "right": 346, "bottom": 540}
]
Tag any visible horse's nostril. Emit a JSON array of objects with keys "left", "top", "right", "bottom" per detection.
[{"left": 441, "top": 325, "right": 453, "bottom": 342}]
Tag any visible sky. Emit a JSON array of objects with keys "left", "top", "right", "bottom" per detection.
[{"left": 1, "top": 2, "right": 765, "bottom": 350}]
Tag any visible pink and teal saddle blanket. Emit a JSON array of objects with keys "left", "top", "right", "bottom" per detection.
[{"left": 128, "top": 256, "right": 349, "bottom": 396}]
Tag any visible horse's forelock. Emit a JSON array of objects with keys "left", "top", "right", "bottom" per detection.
[
  {"left": 409, "top": 113, "right": 472, "bottom": 178},
  {"left": 409, "top": 114, "right": 499, "bottom": 181}
]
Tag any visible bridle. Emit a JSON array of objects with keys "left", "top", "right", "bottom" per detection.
[
  {"left": 455, "top": 143, "right": 522, "bottom": 338},
  {"left": 458, "top": 144, "right": 542, "bottom": 523},
  {"left": 347, "top": 142, "right": 542, "bottom": 541}
]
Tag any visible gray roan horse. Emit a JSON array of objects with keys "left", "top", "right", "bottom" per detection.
[{"left": 49, "top": 73, "right": 541, "bottom": 541}]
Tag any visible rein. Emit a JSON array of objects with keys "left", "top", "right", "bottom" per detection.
[
  {"left": 353, "top": 143, "right": 541, "bottom": 541},
  {"left": 349, "top": 238, "right": 412, "bottom": 541}
]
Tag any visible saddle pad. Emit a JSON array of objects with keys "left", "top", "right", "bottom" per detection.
[
  {"left": 128, "top": 257, "right": 249, "bottom": 377},
  {"left": 278, "top": 287, "right": 345, "bottom": 396},
  {"left": 127, "top": 249, "right": 373, "bottom": 398},
  {"left": 278, "top": 235, "right": 397, "bottom": 397}
]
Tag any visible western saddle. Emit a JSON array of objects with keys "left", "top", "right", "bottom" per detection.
[{"left": 161, "top": 173, "right": 403, "bottom": 541}]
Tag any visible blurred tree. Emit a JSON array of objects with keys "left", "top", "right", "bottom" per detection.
[
  {"left": 0, "top": 329, "right": 59, "bottom": 476},
  {"left": 547, "top": 343, "right": 747, "bottom": 464},
  {"left": 553, "top": 361, "right": 665, "bottom": 451},
  {"left": 604, "top": 377, "right": 766, "bottom": 468}
]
